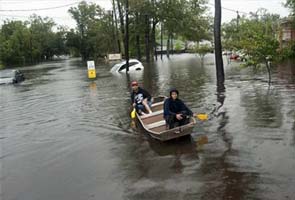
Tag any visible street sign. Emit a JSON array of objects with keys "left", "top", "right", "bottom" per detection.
[
  {"left": 87, "top": 61, "right": 96, "bottom": 79},
  {"left": 108, "top": 53, "right": 121, "bottom": 61}
]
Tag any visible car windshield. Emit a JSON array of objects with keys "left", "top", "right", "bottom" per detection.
[
  {"left": 118, "top": 64, "right": 126, "bottom": 71},
  {"left": 118, "top": 62, "right": 138, "bottom": 71}
]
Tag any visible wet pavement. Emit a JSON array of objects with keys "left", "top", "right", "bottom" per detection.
[{"left": 0, "top": 54, "right": 295, "bottom": 200}]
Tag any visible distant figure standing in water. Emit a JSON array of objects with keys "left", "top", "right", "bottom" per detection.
[
  {"left": 164, "top": 89, "right": 193, "bottom": 129},
  {"left": 130, "top": 81, "right": 153, "bottom": 115}
]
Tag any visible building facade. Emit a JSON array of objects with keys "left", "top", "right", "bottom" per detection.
[{"left": 279, "top": 18, "right": 295, "bottom": 48}]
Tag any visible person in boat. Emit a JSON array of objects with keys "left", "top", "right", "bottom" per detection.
[
  {"left": 163, "top": 88, "right": 193, "bottom": 129},
  {"left": 131, "top": 81, "right": 153, "bottom": 115}
]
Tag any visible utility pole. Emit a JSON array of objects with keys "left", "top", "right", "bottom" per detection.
[
  {"left": 214, "top": 0, "right": 225, "bottom": 90},
  {"left": 125, "top": 0, "right": 129, "bottom": 73}
]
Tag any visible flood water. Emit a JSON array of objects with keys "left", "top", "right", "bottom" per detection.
[{"left": 1, "top": 54, "right": 295, "bottom": 200}]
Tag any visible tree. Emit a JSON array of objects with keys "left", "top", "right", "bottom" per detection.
[
  {"left": 52, "top": 26, "right": 68, "bottom": 56},
  {"left": 285, "top": 0, "right": 295, "bottom": 15},
  {"left": 222, "top": 10, "right": 280, "bottom": 85},
  {"left": 195, "top": 44, "right": 213, "bottom": 64},
  {"left": 69, "top": 1, "right": 113, "bottom": 60},
  {"left": 0, "top": 20, "right": 31, "bottom": 65},
  {"left": 65, "top": 29, "right": 81, "bottom": 57},
  {"left": 0, "top": 15, "right": 68, "bottom": 67},
  {"left": 29, "top": 15, "right": 56, "bottom": 61},
  {"left": 123, "top": 0, "right": 210, "bottom": 61}
]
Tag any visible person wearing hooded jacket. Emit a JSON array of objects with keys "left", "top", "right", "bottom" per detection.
[{"left": 163, "top": 89, "right": 193, "bottom": 129}]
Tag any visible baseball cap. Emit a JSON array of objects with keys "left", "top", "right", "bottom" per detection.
[{"left": 131, "top": 81, "right": 138, "bottom": 86}]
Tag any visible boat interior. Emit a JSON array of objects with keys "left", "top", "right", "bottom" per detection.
[
  {"left": 138, "top": 96, "right": 194, "bottom": 134},
  {"left": 140, "top": 101, "right": 167, "bottom": 133}
]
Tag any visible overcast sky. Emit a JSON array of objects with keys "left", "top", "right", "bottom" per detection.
[{"left": 0, "top": 0, "right": 291, "bottom": 28}]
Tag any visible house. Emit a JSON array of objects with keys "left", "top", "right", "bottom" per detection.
[{"left": 279, "top": 18, "right": 295, "bottom": 48}]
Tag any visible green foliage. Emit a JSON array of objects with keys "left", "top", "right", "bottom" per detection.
[
  {"left": 195, "top": 44, "right": 213, "bottom": 59},
  {"left": 0, "top": 15, "right": 68, "bottom": 67},
  {"left": 158, "top": 0, "right": 211, "bottom": 42},
  {"left": 68, "top": 1, "right": 116, "bottom": 60},
  {"left": 174, "top": 40, "right": 184, "bottom": 51},
  {"left": 117, "top": 0, "right": 210, "bottom": 58},
  {"left": 0, "top": 20, "right": 30, "bottom": 66},
  {"left": 66, "top": 29, "right": 81, "bottom": 57},
  {"left": 0, "top": 0, "right": 212, "bottom": 66},
  {"left": 285, "top": 0, "right": 295, "bottom": 15},
  {"left": 222, "top": 9, "right": 280, "bottom": 67}
]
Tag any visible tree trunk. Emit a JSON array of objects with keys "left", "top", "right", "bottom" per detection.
[
  {"left": 151, "top": 0, "right": 157, "bottom": 61},
  {"left": 265, "top": 59, "right": 272, "bottom": 85},
  {"left": 170, "top": 34, "right": 173, "bottom": 55},
  {"left": 214, "top": 0, "right": 225, "bottom": 89},
  {"left": 112, "top": 0, "right": 120, "bottom": 53},
  {"left": 160, "top": 22, "right": 163, "bottom": 60},
  {"left": 200, "top": 55, "right": 205, "bottom": 66},
  {"left": 135, "top": 12, "right": 141, "bottom": 61},
  {"left": 166, "top": 34, "right": 170, "bottom": 58},
  {"left": 145, "top": 14, "right": 150, "bottom": 62},
  {"left": 151, "top": 19, "right": 157, "bottom": 61},
  {"left": 29, "top": 31, "right": 33, "bottom": 64},
  {"left": 116, "top": 0, "right": 125, "bottom": 55},
  {"left": 136, "top": 35, "right": 141, "bottom": 61},
  {"left": 111, "top": 11, "right": 117, "bottom": 53},
  {"left": 81, "top": 37, "right": 86, "bottom": 61}
]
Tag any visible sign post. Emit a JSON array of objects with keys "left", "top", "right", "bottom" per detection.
[{"left": 87, "top": 60, "right": 96, "bottom": 79}]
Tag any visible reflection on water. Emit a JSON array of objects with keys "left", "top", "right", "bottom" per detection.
[
  {"left": 277, "top": 59, "right": 295, "bottom": 84},
  {"left": 241, "top": 86, "right": 283, "bottom": 128},
  {"left": 1, "top": 54, "right": 295, "bottom": 200}
]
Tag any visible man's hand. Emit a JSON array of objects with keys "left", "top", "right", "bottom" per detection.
[
  {"left": 132, "top": 103, "right": 136, "bottom": 107},
  {"left": 176, "top": 114, "right": 183, "bottom": 120}
]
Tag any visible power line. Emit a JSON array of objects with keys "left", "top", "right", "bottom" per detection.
[
  {"left": 0, "top": 0, "right": 81, "bottom": 4},
  {"left": 207, "top": 2, "right": 249, "bottom": 15},
  {"left": 0, "top": 14, "right": 72, "bottom": 20},
  {"left": 0, "top": 2, "right": 80, "bottom": 12},
  {"left": 0, "top": 0, "right": 79, "bottom": 1}
]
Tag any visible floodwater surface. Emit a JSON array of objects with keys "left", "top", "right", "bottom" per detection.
[{"left": 1, "top": 54, "right": 295, "bottom": 200}]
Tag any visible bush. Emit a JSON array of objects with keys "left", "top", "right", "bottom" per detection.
[
  {"left": 195, "top": 44, "right": 213, "bottom": 59},
  {"left": 174, "top": 41, "right": 184, "bottom": 51}
]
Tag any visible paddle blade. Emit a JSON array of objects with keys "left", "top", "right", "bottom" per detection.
[
  {"left": 195, "top": 114, "right": 208, "bottom": 121},
  {"left": 131, "top": 108, "right": 136, "bottom": 119}
]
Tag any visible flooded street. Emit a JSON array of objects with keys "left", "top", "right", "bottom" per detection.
[{"left": 1, "top": 54, "right": 295, "bottom": 200}]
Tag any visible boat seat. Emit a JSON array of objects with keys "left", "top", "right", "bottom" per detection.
[
  {"left": 141, "top": 110, "right": 163, "bottom": 119},
  {"left": 146, "top": 120, "right": 166, "bottom": 129},
  {"left": 151, "top": 101, "right": 164, "bottom": 108}
]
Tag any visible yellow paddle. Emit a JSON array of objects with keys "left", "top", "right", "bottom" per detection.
[
  {"left": 130, "top": 108, "right": 136, "bottom": 119},
  {"left": 195, "top": 113, "right": 208, "bottom": 121}
]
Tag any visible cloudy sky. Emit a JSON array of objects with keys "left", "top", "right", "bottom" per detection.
[{"left": 0, "top": 0, "right": 291, "bottom": 28}]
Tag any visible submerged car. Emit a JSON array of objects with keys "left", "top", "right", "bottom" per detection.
[
  {"left": 0, "top": 69, "right": 25, "bottom": 85},
  {"left": 110, "top": 59, "right": 144, "bottom": 73}
]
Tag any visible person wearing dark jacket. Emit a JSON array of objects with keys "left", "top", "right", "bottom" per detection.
[
  {"left": 131, "top": 81, "right": 153, "bottom": 115},
  {"left": 164, "top": 89, "right": 193, "bottom": 129}
]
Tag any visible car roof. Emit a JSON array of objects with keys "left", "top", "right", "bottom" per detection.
[
  {"left": 0, "top": 69, "right": 15, "bottom": 78},
  {"left": 118, "top": 59, "right": 141, "bottom": 65}
]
